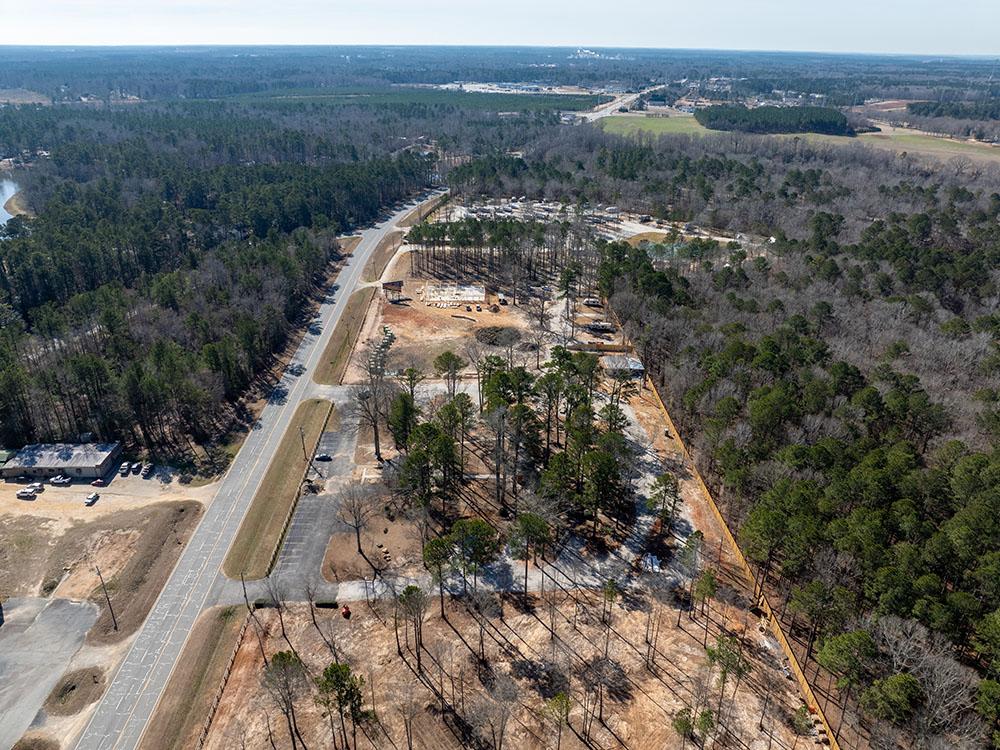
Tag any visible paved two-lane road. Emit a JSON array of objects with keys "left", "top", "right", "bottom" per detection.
[{"left": 73, "top": 190, "right": 446, "bottom": 750}]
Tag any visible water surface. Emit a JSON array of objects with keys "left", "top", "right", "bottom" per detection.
[{"left": 0, "top": 178, "right": 20, "bottom": 226}]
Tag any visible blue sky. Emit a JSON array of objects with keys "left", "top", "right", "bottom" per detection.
[{"left": 7, "top": 0, "right": 999, "bottom": 55}]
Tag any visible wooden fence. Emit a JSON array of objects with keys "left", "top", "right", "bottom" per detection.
[
  {"left": 196, "top": 610, "right": 252, "bottom": 748},
  {"left": 645, "top": 377, "right": 840, "bottom": 749}
]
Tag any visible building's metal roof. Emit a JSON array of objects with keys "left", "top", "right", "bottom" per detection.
[
  {"left": 600, "top": 355, "right": 645, "bottom": 371},
  {"left": 4, "top": 442, "right": 121, "bottom": 470}
]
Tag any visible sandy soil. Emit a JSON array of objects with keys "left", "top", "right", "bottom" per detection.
[
  {"left": 344, "top": 270, "right": 538, "bottom": 383},
  {"left": 0, "top": 473, "right": 216, "bottom": 534},
  {"left": 323, "top": 510, "right": 425, "bottom": 583},
  {"left": 205, "top": 592, "right": 811, "bottom": 750},
  {"left": 0, "top": 499, "right": 201, "bottom": 609}
]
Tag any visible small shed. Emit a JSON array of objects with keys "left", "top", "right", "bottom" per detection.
[{"left": 382, "top": 280, "right": 404, "bottom": 301}]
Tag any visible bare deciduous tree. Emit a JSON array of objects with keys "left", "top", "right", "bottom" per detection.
[
  {"left": 335, "top": 484, "right": 379, "bottom": 556},
  {"left": 471, "top": 673, "right": 519, "bottom": 750}
]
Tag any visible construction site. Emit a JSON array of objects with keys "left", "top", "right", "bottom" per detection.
[{"left": 193, "top": 198, "right": 836, "bottom": 750}]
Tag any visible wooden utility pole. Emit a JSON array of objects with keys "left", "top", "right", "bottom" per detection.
[
  {"left": 298, "top": 425, "right": 307, "bottom": 461},
  {"left": 96, "top": 565, "right": 118, "bottom": 631}
]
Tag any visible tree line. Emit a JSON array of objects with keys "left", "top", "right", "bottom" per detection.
[{"left": 694, "top": 105, "right": 854, "bottom": 136}]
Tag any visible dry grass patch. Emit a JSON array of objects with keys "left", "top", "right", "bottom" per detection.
[
  {"left": 222, "top": 399, "right": 334, "bottom": 579},
  {"left": 312, "top": 288, "right": 376, "bottom": 385},
  {"left": 627, "top": 231, "right": 671, "bottom": 247},
  {"left": 338, "top": 235, "right": 362, "bottom": 255},
  {"left": 363, "top": 230, "right": 403, "bottom": 282},
  {"left": 43, "top": 667, "right": 105, "bottom": 716},
  {"left": 398, "top": 193, "right": 447, "bottom": 228},
  {"left": 88, "top": 501, "right": 203, "bottom": 644},
  {"left": 139, "top": 606, "right": 246, "bottom": 750}
]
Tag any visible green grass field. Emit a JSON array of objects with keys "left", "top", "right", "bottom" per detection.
[
  {"left": 601, "top": 114, "right": 1000, "bottom": 164},
  {"left": 601, "top": 115, "right": 708, "bottom": 136}
]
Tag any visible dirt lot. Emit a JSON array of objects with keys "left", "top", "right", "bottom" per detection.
[
  {"left": 87, "top": 501, "right": 202, "bottom": 644},
  {"left": 323, "top": 508, "right": 425, "bottom": 583},
  {"left": 344, "top": 274, "right": 538, "bottom": 383},
  {"left": 0, "top": 499, "right": 202, "bottom": 603},
  {"left": 204, "top": 591, "right": 811, "bottom": 750},
  {"left": 0, "top": 471, "right": 215, "bottom": 535}
]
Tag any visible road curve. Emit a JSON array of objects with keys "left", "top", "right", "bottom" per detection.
[{"left": 73, "top": 190, "right": 446, "bottom": 750}]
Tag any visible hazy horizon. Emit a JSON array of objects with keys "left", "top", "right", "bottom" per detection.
[{"left": 7, "top": 0, "right": 1000, "bottom": 57}]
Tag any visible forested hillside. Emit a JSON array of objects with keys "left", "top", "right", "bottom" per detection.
[{"left": 909, "top": 101, "right": 1000, "bottom": 121}]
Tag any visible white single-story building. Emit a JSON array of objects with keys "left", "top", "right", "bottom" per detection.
[
  {"left": 1, "top": 442, "right": 123, "bottom": 479},
  {"left": 424, "top": 283, "right": 487, "bottom": 304}
]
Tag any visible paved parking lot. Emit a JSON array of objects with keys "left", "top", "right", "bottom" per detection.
[
  {"left": 310, "top": 428, "right": 355, "bottom": 480},
  {"left": 0, "top": 597, "right": 98, "bottom": 749}
]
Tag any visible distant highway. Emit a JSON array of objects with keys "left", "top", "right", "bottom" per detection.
[
  {"left": 73, "top": 190, "right": 447, "bottom": 750},
  {"left": 578, "top": 87, "right": 656, "bottom": 123}
]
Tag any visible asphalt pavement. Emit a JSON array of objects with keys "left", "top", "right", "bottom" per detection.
[
  {"left": 0, "top": 597, "right": 98, "bottom": 749},
  {"left": 73, "top": 190, "right": 446, "bottom": 750}
]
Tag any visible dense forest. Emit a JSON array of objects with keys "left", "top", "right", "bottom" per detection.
[
  {"left": 909, "top": 101, "right": 1000, "bottom": 122},
  {"left": 2, "top": 46, "right": 999, "bottom": 107},
  {"left": 0, "top": 91, "right": 582, "bottom": 460},
  {"left": 695, "top": 105, "right": 854, "bottom": 135}
]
